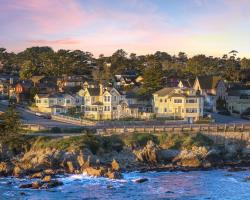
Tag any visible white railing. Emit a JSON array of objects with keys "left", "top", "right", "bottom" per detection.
[{"left": 52, "top": 114, "right": 97, "bottom": 126}]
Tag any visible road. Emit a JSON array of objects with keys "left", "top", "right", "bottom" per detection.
[
  {"left": 1, "top": 101, "right": 249, "bottom": 130},
  {"left": 0, "top": 103, "right": 80, "bottom": 128},
  {"left": 209, "top": 112, "right": 249, "bottom": 124}
]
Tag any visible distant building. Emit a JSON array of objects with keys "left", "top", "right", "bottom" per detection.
[
  {"left": 117, "top": 91, "right": 152, "bottom": 119},
  {"left": 34, "top": 93, "right": 82, "bottom": 115},
  {"left": 227, "top": 83, "right": 250, "bottom": 115},
  {"left": 15, "top": 80, "right": 33, "bottom": 103},
  {"left": 193, "top": 76, "right": 227, "bottom": 111},
  {"left": 153, "top": 87, "right": 204, "bottom": 123}
]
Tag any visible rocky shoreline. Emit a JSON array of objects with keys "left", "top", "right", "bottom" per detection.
[{"left": 1, "top": 133, "right": 250, "bottom": 189}]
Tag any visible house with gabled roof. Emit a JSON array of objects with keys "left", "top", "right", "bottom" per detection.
[
  {"left": 193, "top": 76, "right": 227, "bottom": 111},
  {"left": 78, "top": 84, "right": 124, "bottom": 120},
  {"left": 34, "top": 92, "right": 82, "bottom": 115},
  {"left": 153, "top": 87, "right": 204, "bottom": 123}
]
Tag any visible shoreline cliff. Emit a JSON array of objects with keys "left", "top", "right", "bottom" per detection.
[{"left": 0, "top": 132, "right": 250, "bottom": 189}]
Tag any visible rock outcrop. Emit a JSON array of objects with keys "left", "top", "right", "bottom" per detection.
[{"left": 134, "top": 141, "right": 159, "bottom": 163}]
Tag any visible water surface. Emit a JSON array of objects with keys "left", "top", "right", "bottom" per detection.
[{"left": 0, "top": 169, "right": 250, "bottom": 200}]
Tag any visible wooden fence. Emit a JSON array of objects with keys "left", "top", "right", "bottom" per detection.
[{"left": 97, "top": 123, "right": 250, "bottom": 135}]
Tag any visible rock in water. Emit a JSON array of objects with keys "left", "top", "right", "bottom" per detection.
[
  {"left": 19, "top": 183, "right": 33, "bottom": 189},
  {"left": 134, "top": 178, "right": 149, "bottom": 183},
  {"left": 42, "top": 175, "right": 52, "bottom": 182},
  {"left": 105, "top": 170, "right": 123, "bottom": 179},
  {"left": 40, "top": 180, "right": 63, "bottom": 189},
  {"left": 111, "top": 159, "right": 120, "bottom": 171},
  {"left": 29, "top": 172, "right": 44, "bottom": 179},
  {"left": 32, "top": 181, "right": 43, "bottom": 189},
  {"left": 84, "top": 167, "right": 106, "bottom": 177}
]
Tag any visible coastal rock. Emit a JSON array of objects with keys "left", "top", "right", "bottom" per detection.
[
  {"left": 19, "top": 183, "right": 33, "bottom": 189},
  {"left": 84, "top": 167, "right": 106, "bottom": 177},
  {"left": 111, "top": 159, "right": 120, "bottom": 171},
  {"left": 134, "top": 141, "right": 159, "bottom": 163},
  {"left": 40, "top": 180, "right": 63, "bottom": 189},
  {"left": 224, "top": 143, "right": 241, "bottom": 159},
  {"left": 173, "top": 146, "right": 209, "bottom": 168},
  {"left": 29, "top": 172, "right": 44, "bottom": 179},
  {"left": 158, "top": 149, "right": 180, "bottom": 162},
  {"left": 44, "top": 169, "right": 56, "bottom": 176},
  {"left": 0, "top": 162, "right": 14, "bottom": 176},
  {"left": 32, "top": 181, "right": 42, "bottom": 189},
  {"left": 105, "top": 169, "right": 123, "bottom": 179},
  {"left": 13, "top": 166, "right": 24, "bottom": 177},
  {"left": 134, "top": 178, "right": 148, "bottom": 183},
  {"left": 19, "top": 180, "right": 63, "bottom": 189},
  {"left": 42, "top": 175, "right": 52, "bottom": 182},
  {"left": 205, "top": 148, "right": 223, "bottom": 166}
]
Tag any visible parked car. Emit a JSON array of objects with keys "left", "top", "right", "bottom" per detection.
[
  {"left": 42, "top": 114, "right": 52, "bottom": 119},
  {"left": 35, "top": 112, "right": 52, "bottom": 119},
  {"left": 35, "top": 112, "right": 43, "bottom": 117}
]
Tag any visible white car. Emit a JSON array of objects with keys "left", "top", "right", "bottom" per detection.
[{"left": 35, "top": 112, "right": 43, "bottom": 117}]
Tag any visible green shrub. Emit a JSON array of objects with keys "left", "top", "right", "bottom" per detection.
[
  {"left": 101, "top": 135, "right": 124, "bottom": 152},
  {"left": 124, "top": 133, "right": 159, "bottom": 147},
  {"left": 158, "top": 132, "right": 214, "bottom": 150}
]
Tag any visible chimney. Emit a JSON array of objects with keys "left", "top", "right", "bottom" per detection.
[{"left": 99, "top": 83, "right": 103, "bottom": 94}]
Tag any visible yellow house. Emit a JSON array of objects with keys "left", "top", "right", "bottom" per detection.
[
  {"left": 34, "top": 93, "right": 82, "bottom": 115},
  {"left": 78, "top": 84, "right": 124, "bottom": 120},
  {"left": 153, "top": 87, "right": 204, "bottom": 123}
]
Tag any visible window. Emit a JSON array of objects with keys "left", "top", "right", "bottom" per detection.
[
  {"left": 165, "top": 99, "right": 167, "bottom": 102},
  {"left": 49, "top": 99, "right": 54, "bottom": 104},
  {"left": 104, "top": 96, "right": 111, "bottom": 102},
  {"left": 85, "top": 107, "right": 90, "bottom": 111},
  {"left": 36, "top": 100, "right": 41, "bottom": 103},
  {"left": 43, "top": 99, "right": 48, "bottom": 103},
  {"left": 113, "top": 96, "right": 117, "bottom": 101},
  {"left": 160, "top": 98, "right": 163, "bottom": 103},
  {"left": 174, "top": 99, "right": 182, "bottom": 103},
  {"left": 164, "top": 108, "right": 167, "bottom": 112},
  {"left": 66, "top": 99, "right": 70, "bottom": 104},
  {"left": 104, "top": 106, "right": 110, "bottom": 111},
  {"left": 186, "top": 99, "right": 197, "bottom": 103},
  {"left": 186, "top": 108, "right": 197, "bottom": 113}
]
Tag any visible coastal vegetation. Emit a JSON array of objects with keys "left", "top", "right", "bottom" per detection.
[{"left": 1, "top": 47, "right": 250, "bottom": 96}]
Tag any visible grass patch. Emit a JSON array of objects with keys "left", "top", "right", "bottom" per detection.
[
  {"left": 158, "top": 132, "right": 214, "bottom": 150},
  {"left": 31, "top": 133, "right": 124, "bottom": 154},
  {"left": 123, "top": 133, "right": 159, "bottom": 147}
]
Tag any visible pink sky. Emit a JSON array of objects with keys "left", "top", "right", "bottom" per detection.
[{"left": 0, "top": 0, "right": 250, "bottom": 57}]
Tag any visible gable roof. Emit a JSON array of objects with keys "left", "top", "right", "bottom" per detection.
[
  {"left": 87, "top": 88, "right": 100, "bottom": 96},
  {"left": 196, "top": 76, "right": 222, "bottom": 89},
  {"left": 153, "top": 88, "right": 175, "bottom": 97}
]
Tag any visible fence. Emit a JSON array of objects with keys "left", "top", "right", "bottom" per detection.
[
  {"left": 51, "top": 114, "right": 97, "bottom": 126},
  {"left": 97, "top": 123, "right": 250, "bottom": 135},
  {"left": 22, "top": 124, "right": 48, "bottom": 131}
]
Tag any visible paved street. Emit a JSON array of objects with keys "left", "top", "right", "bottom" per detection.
[
  {"left": 0, "top": 102, "right": 80, "bottom": 128},
  {"left": 1, "top": 101, "right": 250, "bottom": 131},
  {"left": 209, "top": 112, "right": 250, "bottom": 124}
]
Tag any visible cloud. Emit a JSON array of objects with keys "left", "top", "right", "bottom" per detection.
[
  {"left": 0, "top": 0, "right": 93, "bottom": 34},
  {"left": 27, "top": 39, "right": 81, "bottom": 45}
]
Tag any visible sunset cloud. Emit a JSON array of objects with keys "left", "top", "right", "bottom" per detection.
[{"left": 0, "top": 0, "right": 250, "bottom": 57}]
